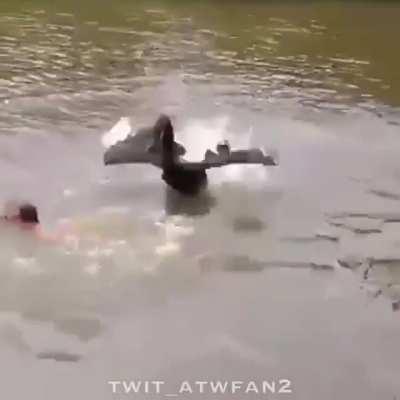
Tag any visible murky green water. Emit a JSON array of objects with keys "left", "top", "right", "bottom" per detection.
[
  {"left": 1, "top": 2, "right": 400, "bottom": 400},
  {"left": 1, "top": 1, "right": 400, "bottom": 123}
]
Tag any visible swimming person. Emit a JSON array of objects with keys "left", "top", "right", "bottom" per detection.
[
  {"left": 1, "top": 202, "right": 73, "bottom": 243},
  {"left": 2, "top": 202, "right": 40, "bottom": 227}
]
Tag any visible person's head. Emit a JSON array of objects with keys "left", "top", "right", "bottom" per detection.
[{"left": 18, "top": 203, "right": 39, "bottom": 224}]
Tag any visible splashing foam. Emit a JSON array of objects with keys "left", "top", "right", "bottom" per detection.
[
  {"left": 178, "top": 115, "right": 231, "bottom": 161},
  {"left": 154, "top": 216, "right": 194, "bottom": 257},
  {"left": 101, "top": 117, "right": 132, "bottom": 148},
  {"left": 179, "top": 115, "right": 270, "bottom": 184}
]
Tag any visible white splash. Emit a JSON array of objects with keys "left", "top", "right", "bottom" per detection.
[
  {"left": 177, "top": 115, "right": 270, "bottom": 184},
  {"left": 101, "top": 117, "right": 132, "bottom": 148},
  {"left": 155, "top": 241, "right": 181, "bottom": 257},
  {"left": 178, "top": 115, "right": 231, "bottom": 161},
  {"left": 154, "top": 216, "right": 194, "bottom": 258}
]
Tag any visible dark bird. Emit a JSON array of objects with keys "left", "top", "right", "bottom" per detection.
[{"left": 104, "top": 115, "right": 277, "bottom": 195}]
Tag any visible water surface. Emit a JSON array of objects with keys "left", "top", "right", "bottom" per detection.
[{"left": 1, "top": 1, "right": 400, "bottom": 399}]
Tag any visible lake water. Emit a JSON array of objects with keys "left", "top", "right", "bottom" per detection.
[{"left": 1, "top": 1, "right": 400, "bottom": 399}]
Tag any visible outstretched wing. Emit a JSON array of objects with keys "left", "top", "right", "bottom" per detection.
[
  {"left": 104, "top": 130, "right": 277, "bottom": 170},
  {"left": 214, "top": 148, "right": 277, "bottom": 166},
  {"left": 104, "top": 129, "right": 186, "bottom": 167},
  {"left": 174, "top": 148, "right": 278, "bottom": 170}
]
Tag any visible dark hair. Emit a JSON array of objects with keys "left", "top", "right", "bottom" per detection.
[{"left": 19, "top": 204, "right": 39, "bottom": 224}]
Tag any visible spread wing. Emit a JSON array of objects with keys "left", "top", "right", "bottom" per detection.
[
  {"left": 104, "top": 131, "right": 277, "bottom": 170},
  {"left": 174, "top": 148, "right": 278, "bottom": 170},
  {"left": 208, "top": 148, "right": 277, "bottom": 166},
  {"left": 104, "top": 129, "right": 186, "bottom": 167}
]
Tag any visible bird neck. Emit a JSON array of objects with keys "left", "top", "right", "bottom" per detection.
[
  {"left": 161, "top": 124, "right": 176, "bottom": 168},
  {"left": 162, "top": 147, "right": 175, "bottom": 169}
]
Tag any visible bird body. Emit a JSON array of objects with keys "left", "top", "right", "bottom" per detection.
[
  {"left": 159, "top": 117, "right": 208, "bottom": 195},
  {"left": 161, "top": 167, "right": 207, "bottom": 195}
]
